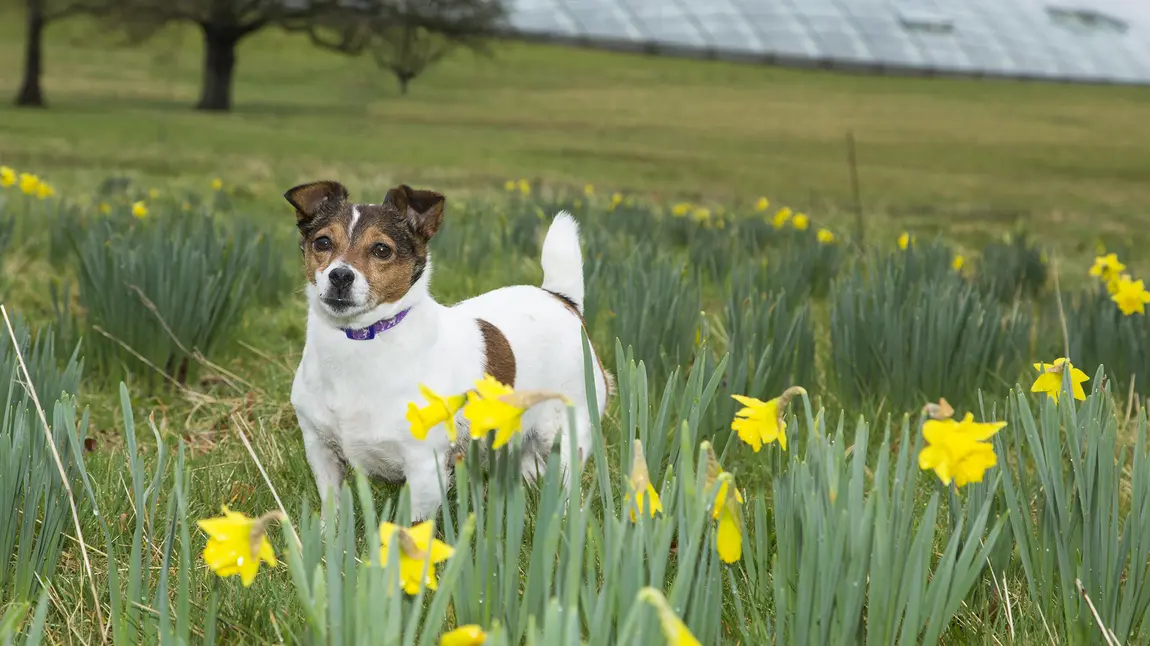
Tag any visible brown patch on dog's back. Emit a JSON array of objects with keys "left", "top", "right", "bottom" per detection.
[
  {"left": 545, "top": 289, "right": 581, "bottom": 317},
  {"left": 478, "top": 319, "right": 516, "bottom": 387}
]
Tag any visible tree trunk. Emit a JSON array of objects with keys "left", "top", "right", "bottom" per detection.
[
  {"left": 15, "top": 0, "right": 47, "bottom": 108},
  {"left": 397, "top": 73, "right": 412, "bottom": 95},
  {"left": 196, "top": 26, "right": 240, "bottom": 112}
]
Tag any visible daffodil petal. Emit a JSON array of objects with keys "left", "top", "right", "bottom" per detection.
[{"left": 717, "top": 509, "right": 742, "bottom": 563}]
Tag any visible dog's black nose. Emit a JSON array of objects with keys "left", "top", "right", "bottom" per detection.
[{"left": 328, "top": 267, "right": 355, "bottom": 290}]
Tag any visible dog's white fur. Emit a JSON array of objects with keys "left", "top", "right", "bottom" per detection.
[{"left": 291, "top": 211, "right": 608, "bottom": 520}]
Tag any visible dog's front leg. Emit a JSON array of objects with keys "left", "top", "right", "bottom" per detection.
[
  {"left": 302, "top": 427, "right": 347, "bottom": 511},
  {"left": 406, "top": 451, "right": 450, "bottom": 522}
]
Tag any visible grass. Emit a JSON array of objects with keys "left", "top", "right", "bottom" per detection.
[
  {"left": 3, "top": 10, "right": 1150, "bottom": 643},
  {"left": 3, "top": 177, "right": 1150, "bottom": 642}
]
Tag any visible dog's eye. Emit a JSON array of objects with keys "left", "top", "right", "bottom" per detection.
[
  {"left": 371, "top": 243, "right": 393, "bottom": 260},
  {"left": 312, "top": 236, "right": 332, "bottom": 252}
]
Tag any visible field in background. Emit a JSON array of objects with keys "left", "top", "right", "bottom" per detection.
[
  {"left": 4, "top": 8, "right": 1150, "bottom": 643},
  {"left": 1, "top": 11, "right": 1150, "bottom": 260}
]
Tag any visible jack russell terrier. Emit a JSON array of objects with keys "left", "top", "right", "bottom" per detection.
[{"left": 285, "top": 181, "right": 610, "bottom": 521}]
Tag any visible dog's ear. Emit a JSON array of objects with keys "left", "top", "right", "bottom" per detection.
[
  {"left": 384, "top": 184, "right": 444, "bottom": 240},
  {"left": 284, "top": 181, "right": 349, "bottom": 227}
]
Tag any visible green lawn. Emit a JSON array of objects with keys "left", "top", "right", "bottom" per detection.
[
  {"left": 1, "top": 12, "right": 1149, "bottom": 248},
  {"left": 4, "top": 11, "right": 1150, "bottom": 644}
]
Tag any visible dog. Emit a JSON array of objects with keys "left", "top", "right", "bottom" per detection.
[{"left": 285, "top": 181, "right": 611, "bottom": 521}]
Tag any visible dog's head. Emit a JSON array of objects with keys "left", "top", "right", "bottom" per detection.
[{"left": 284, "top": 180, "right": 444, "bottom": 322}]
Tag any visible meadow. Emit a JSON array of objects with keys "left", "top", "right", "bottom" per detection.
[
  {"left": 2, "top": 165, "right": 1150, "bottom": 644},
  {"left": 4, "top": 14, "right": 1150, "bottom": 645}
]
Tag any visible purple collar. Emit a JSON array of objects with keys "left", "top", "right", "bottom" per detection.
[{"left": 342, "top": 308, "right": 411, "bottom": 340}]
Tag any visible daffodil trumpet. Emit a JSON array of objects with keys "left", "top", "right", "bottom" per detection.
[{"left": 730, "top": 385, "right": 806, "bottom": 452}]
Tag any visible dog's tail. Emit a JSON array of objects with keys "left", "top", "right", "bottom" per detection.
[{"left": 540, "top": 211, "right": 585, "bottom": 313}]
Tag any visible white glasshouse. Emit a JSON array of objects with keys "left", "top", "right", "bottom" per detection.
[{"left": 505, "top": 0, "right": 1150, "bottom": 84}]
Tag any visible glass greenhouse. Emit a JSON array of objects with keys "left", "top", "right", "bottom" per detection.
[{"left": 505, "top": 0, "right": 1150, "bottom": 84}]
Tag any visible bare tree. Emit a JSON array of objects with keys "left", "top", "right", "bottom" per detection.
[
  {"left": 103, "top": 0, "right": 352, "bottom": 111},
  {"left": 15, "top": 0, "right": 107, "bottom": 107},
  {"left": 373, "top": 24, "right": 450, "bottom": 95},
  {"left": 302, "top": 0, "right": 505, "bottom": 96},
  {"left": 100, "top": 0, "right": 504, "bottom": 111}
]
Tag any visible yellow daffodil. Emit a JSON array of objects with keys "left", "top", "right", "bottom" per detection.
[
  {"left": 691, "top": 207, "right": 710, "bottom": 223},
  {"left": 611, "top": 192, "right": 623, "bottom": 208},
  {"left": 1031, "top": 358, "right": 1089, "bottom": 402},
  {"left": 18, "top": 173, "right": 39, "bottom": 196},
  {"left": 379, "top": 520, "right": 454, "bottom": 595},
  {"left": 472, "top": 373, "right": 514, "bottom": 399},
  {"left": 196, "top": 506, "right": 280, "bottom": 587},
  {"left": 132, "top": 201, "right": 148, "bottom": 219},
  {"left": 461, "top": 374, "right": 544, "bottom": 449},
  {"left": 583, "top": 183, "right": 594, "bottom": 197},
  {"left": 918, "top": 412, "right": 1005, "bottom": 488},
  {"left": 148, "top": 187, "right": 160, "bottom": 199},
  {"left": 730, "top": 386, "right": 805, "bottom": 452},
  {"left": 0, "top": 166, "right": 15, "bottom": 187},
  {"left": 98, "top": 202, "right": 111, "bottom": 215},
  {"left": 503, "top": 180, "right": 515, "bottom": 192},
  {"left": 182, "top": 201, "right": 192, "bottom": 211},
  {"left": 211, "top": 177, "right": 224, "bottom": 191},
  {"left": 516, "top": 179, "right": 530, "bottom": 195},
  {"left": 898, "top": 231, "right": 913, "bottom": 250},
  {"left": 731, "top": 395, "right": 781, "bottom": 451},
  {"left": 440, "top": 625, "right": 487, "bottom": 646},
  {"left": 791, "top": 213, "right": 809, "bottom": 231},
  {"left": 1089, "top": 253, "right": 1125, "bottom": 282},
  {"left": 671, "top": 202, "right": 691, "bottom": 217},
  {"left": 639, "top": 588, "right": 702, "bottom": 646},
  {"left": 625, "top": 440, "right": 662, "bottom": 521},
  {"left": 754, "top": 196, "right": 770, "bottom": 212},
  {"left": 772, "top": 207, "right": 792, "bottom": 229},
  {"left": 714, "top": 473, "right": 742, "bottom": 563},
  {"left": 1111, "top": 276, "right": 1150, "bottom": 316},
  {"left": 714, "top": 477, "right": 742, "bottom": 518},
  {"left": 817, "top": 228, "right": 835, "bottom": 244},
  {"left": 701, "top": 441, "right": 744, "bottom": 520},
  {"left": 407, "top": 385, "right": 466, "bottom": 442},
  {"left": 952, "top": 254, "right": 965, "bottom": 271},
  {"left": 35, "top": 182, "right": 55, "bottom": 199},
  {"left": 1106, "top": 273, "right": 1125, "bottom": 295},
  {"left": 477, "top": 373, "right": 513, "bottom": 395}
]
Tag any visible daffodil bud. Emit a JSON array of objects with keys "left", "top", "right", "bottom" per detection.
[{"left": 922, "top": 397, "right": 955, "bottom": 421}]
